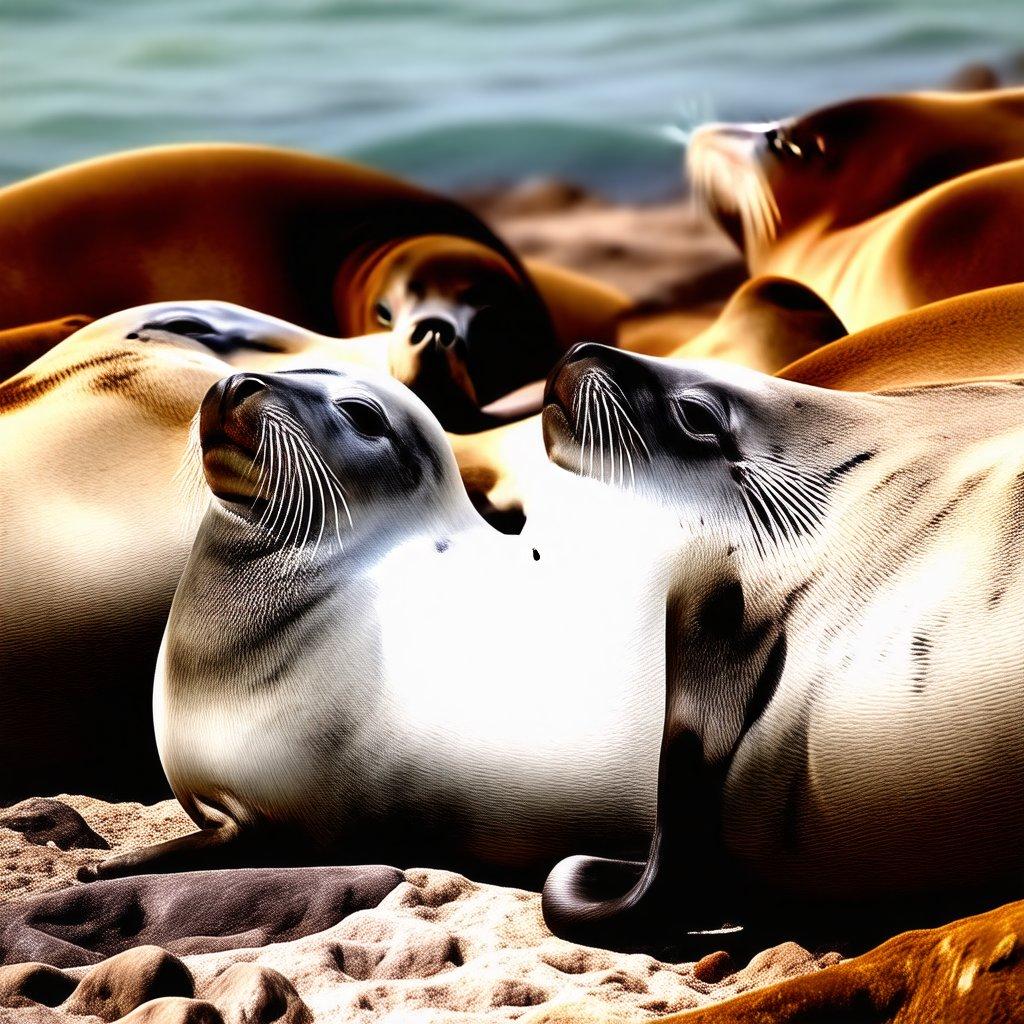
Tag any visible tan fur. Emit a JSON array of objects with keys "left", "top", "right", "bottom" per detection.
[{"left": 690, "top": 89, "right": 1024, "bottom": 330}]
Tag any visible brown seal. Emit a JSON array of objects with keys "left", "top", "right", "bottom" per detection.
[
  {"left": 778, "top": 283, "right": 1024, "bottom": 390},
  {"left": 0, "top": 144, "right": 625, "bottom": 429},
  {"left": 688, "top": 88, "right": 1024, "bottom": 330}
]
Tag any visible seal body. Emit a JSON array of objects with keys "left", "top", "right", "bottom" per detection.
[
  {"left": 777, "top": 283, "right": 1024, "bottom": 390},
  {"left": 540, "top": 344, "right": 1024, "bottom": 949},
  {"left": 86, "top": 367, "right": 671, "bottom": 884},
  {"left": 0, "top": 144, "right": 578, "bottom": 428},
  {"left": 688, "top": 89, "right": 1024, "bottom": 330},
  {"left": 0, "top": 302, "right": 391, "bottom": 800}
]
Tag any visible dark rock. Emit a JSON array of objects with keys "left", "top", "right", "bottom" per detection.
[
  {"left": 947, "top": 62, "right": 1001, "bottom": 91},
  {"left": 692, "top": 950, "right": 733, "bottom": 984},
  {"left": 0, "top": 798, "right": 109, "bottom": 851},
  {"left": 0, "top": 864, "right": 404, "bottom": 968}
]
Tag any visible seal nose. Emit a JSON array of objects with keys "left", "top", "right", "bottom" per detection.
[
  {"left": 411, "top": 317, "right": 459, "bottom": 351},
  {"left": 543, "top": 342, "right": 617, "bottom": 409},
  {"left": 223, "top": 374, "right": 268, "bottom": 412}
]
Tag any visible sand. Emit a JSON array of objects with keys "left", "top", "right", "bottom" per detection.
[{"left": 0, "top": 796, "right": 840, "bottom": 1023}]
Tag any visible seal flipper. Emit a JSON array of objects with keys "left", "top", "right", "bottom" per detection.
[
  {"left": 77, "top": 801, "right": 287, "bottom": 881},
  {"left": 541, "top": 731, "right": 745, "bottom": 955},
  {"left": 542, "top": 576, "right": 749, "bottom": 955}
]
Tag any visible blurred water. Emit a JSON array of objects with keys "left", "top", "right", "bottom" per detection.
[{"left": 2, "top": 0, "right": 1023, "bottom": 199}]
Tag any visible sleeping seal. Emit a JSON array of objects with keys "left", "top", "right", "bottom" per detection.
[
  {"left": 0, "top": 302, "right": 391, "bottom": 801},
  {"left": 688, "top": 88, "right": 1024, "bottom": 330},
  {"left": 0, "top": 143, "right": 625, "bottom": 429},
  {"left": 78, "top": 365, "right": 674, "bottom": 884},
  {"left": 540, "top": 343, "right": 1024, "bottom": 951}
]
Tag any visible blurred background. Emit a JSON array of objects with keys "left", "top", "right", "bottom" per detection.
[{"left": 4, "top": 0, "right": 1024, "bottom": 200}]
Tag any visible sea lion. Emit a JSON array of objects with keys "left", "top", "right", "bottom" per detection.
[
  {"left": 78, "top": 365, "right": 676, "bottom": 884},
  {"left": 778, "top": 283, "right": 1024, "bottom": 390},
  {"left": 668, "top": 276, "right": 847, "bottom": 373},
  {"left": 688, "top": 88, "right": 1024, "bottom": 330},
  {"left": 0, "top": 143, "right": 617, "bottom": 429},
  {"left": 540, "top": 343, "right": 1024, "bottom": 951},
  {"left": 0, "top": 301, "right": 392, "bottom": 801}
]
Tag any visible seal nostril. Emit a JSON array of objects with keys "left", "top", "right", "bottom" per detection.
[
  {"left": 411, "top": 318, "right": 458, "bottom": 350},
  {"left": 225, "top": 375, "right": 268, "bottom": 410}
]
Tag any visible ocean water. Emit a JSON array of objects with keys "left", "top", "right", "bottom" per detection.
[{"left": 2, "top": 0, "right": 1024, "bottom": 199}]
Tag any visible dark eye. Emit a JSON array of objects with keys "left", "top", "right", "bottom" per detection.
[
  {"left": 676, "top": 393, "right": 727, "bottom": 440},
  {"left": 335, "top": 398, "right": 389, "bottom": 438},
  {"left": 374, "top": 301, "right": 392, "bottom": 327},
  {"left": 145, "top": 316, "right": 216, "bottom": 338},
  {"left": 766, "top": 125, "right": 823, "bottom": 161}
]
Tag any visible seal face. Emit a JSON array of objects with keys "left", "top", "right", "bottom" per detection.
[
  {"left": 0, "top": 144, "right": 568, "bottom": 428},
  {"left": 686, "top": 90, "right": 1024, "bottom": 330},
  {"left": 540, "top": 343, "right": 1024, "bottom": 951},
  {"left": 338, "top": 235, "right": 558, "bottom": 431},
  {"left": 687, "top": 89, "right": 1024, "bottom": 253}
]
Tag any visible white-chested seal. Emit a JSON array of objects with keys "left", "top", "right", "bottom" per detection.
[
  {"left": 0, "top": 144, "right": 629, "bottom": 429},
  {"left": 687, "top": 88, "right": 1024, "bottom": 330},
  {"left": 540, "top": 343, "right": 1024, "bottom": 951},
  {"left": 78, "top": 365, "right": 676, "bottom": 885},
  {"left": 0, "top": 301, "right": 394, "bottom": 801}
]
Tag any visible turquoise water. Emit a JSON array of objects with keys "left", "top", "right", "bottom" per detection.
[{"left": 3, "top": 0, "right": 1024, "bottom": 198}]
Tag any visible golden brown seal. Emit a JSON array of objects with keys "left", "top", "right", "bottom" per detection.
[{"left": 688, "top": 89, "right": 1024, "bottom": 330}]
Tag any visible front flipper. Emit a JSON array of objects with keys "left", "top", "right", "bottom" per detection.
[
  {"left": 77, "top": 799, "right": 289, "bottom": 882},
  {"left": 541, "top": 728, "right": 746, "bottom": 955}
]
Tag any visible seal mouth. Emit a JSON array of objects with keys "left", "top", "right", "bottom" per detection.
[{"left": 199, "top": 375, "right": 268, "bottom": 503}]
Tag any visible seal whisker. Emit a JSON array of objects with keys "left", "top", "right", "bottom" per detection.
[
  {"left": 602, "top": 388, "right": 650, "bottom": 461},
  {"left": 597, "top": 389, "right": 617, "bottom": 486},
  {"left": 610, "top": 400, "right": 636, "bottom": 490}
]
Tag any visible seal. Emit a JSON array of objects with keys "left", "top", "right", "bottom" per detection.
[
  {"left": 778, "top": 283, "right": 1024, "bottom": 390},
  {"left": 688, "top": 88, "right": 1024, "bottom": 329},
  {"left": 668, "top": 276, "right": 847, "bottom": 373},
  {"left": 540, "top": 343, "right": 1024, "bottom": 951},
  {"left": 0, "top": 143, "right": 622, "bottom": 429},
  {"left": 0, "top": 301, "right": 392, "bottom": 801},
  {"left": 78, "top": 365, "right": 676, "bottom": 884}
]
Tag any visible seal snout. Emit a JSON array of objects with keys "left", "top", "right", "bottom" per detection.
[
  {"left": 201, "top": 373, "right": 270, "bottom": 452},
  {"left": 199, "top": 372, "right": 275, "bottom": 502},
  {"left": 410, "top": 316, "right": 459, "bottom": 352}
]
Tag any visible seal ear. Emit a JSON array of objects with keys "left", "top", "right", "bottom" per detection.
[
  {"left": 677, "top": 276, "right": 847, "bottom": 374},
  {"left": 541, "top": 579, "right": 742, "bottom": 954}
]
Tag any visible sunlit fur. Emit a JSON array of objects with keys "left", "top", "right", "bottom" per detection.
[{"left": 102, "top": 367, "right": 690, "bottom": 886}]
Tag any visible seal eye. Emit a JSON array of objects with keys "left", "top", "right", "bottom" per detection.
[
  {"left": 144, "top": 316, "right": 216, "bottom": 338},
  {"left": 336, "top": 397, "right": 389, "bottom": 439},
  {"left": 765, "top": 127, "right": 806, "bottom": 160},
  {"left": 374, "top": 301, "right": 393, "bottom": 327},
  {"left": 676, "top": 392, "right": 727, "bottom": 441}
]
